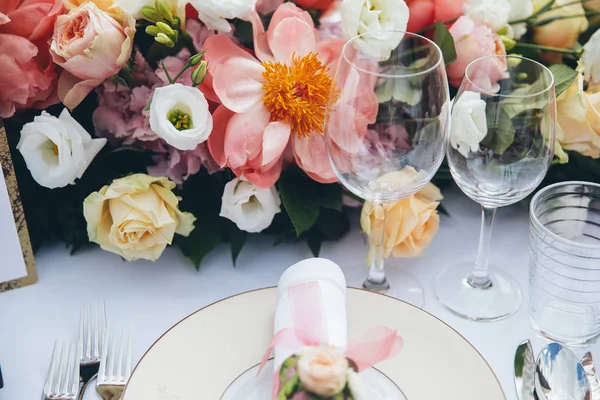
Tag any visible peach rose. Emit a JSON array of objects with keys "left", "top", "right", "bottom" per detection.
[
  {"left": 63, "top": 0, "right": 121, "bottom": 19},
  {"left": 0, "top": 34, "right": 58, "bottom": 117},
  {"left": 556, "top": 74, "right": 600, "bottom": 158},
  {"left": 298, "top": 346, "right": 349, "bottom": 397},
  {"left": 533, "top": 0, "right": 588, "bottom": 58},
  {"left": 50, "top": 2, "right": 135, "bottom": 110},
  {"left": 361, "top": 182, "right": 443, "bottom": 258},
  {"left": 0, "top": 0, "right": 63, "bottom": 41},
  {"left": 447, "top": 16, "right": 507, "bottom": 89}
]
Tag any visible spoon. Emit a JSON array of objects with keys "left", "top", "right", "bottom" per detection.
[{"left": 535, "top": 343, "right": 591, "bottom": 400}]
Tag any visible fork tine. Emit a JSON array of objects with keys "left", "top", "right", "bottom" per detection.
[
  {"left": 98, "top": 321, "right": 110, "bottom": 382},
  {"left": 43, "top": 340, "right": 59, "bottom": 395},
  {"left": 108, "top": 324, "right": 120, "bottom": 381},
  {"left": 116, "top": 324, "right": 124, "bottom": 381},
  {"left": 94, "top": 302, "right": 106, "bottom": 360},
  {"left": 125, "top": 323, "right": 132, "bottom": 378},
  {"left": 55, "top": 340, "right": 66, "bottom": 395},
  {"left": 61, "top": 341, "right": 73, "bottom": 395},
  {"left": 71, "top": 340, "right": 80, "bottom": 395},
  {"left": 78, "top": 308, "right": 84, "bottom": 362}
]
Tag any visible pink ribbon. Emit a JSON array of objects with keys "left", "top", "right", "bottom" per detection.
[{"left": 257, "top": 281, "right": 404, "bottom": 398}]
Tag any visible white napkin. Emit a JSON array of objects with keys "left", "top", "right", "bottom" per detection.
[{"left": 273, "top": 258, "right": 347, "bottom": 370}]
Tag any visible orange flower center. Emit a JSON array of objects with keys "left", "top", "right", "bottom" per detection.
[{"left": 261, "top": 53, "right": 333, "bottom": 138}]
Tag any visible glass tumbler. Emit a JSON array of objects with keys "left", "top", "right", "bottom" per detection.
[{"left": 529, "top": 181, "right": 600, "bottom": 347}]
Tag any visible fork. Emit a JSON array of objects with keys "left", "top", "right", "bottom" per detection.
[
  {"left": 97, "top": 322, "right": 132, "bottom": 400},
  {"left": 79, "top": 302, "right": 106, "bottom": 385},
  {"left": 43, "top": 340, "right": 81, "bottom": 400}
]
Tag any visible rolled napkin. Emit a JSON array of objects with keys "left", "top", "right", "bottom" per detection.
[
  {"left": 258, "top": 257, "right": 403, "bottom": 400},
  {"left": 274, "top": 258, "right": 347, "bottom": 370}
]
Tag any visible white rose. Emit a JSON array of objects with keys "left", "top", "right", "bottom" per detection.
[
  {"left": 17, "top": 109, "right": 106, "bottom": 189},
  {"left": 149, "top": 83, "right": 213, "bottom": 151},
  {"left": 189, "top": 0, "right": 257, "bottom": 33},
  {"left": 115, "top": 0, "right": 185, "bottom": 21},
  {"left": 582, "top": 29, "right": 600, "bottom": 85},
  {"left": 298, "top": 346, "right": 349, "bottom": 397},
  {"left": 464, "top": 0, "right": 511, "bottom": 31},
  {"left": 219, "top": 178, "right": 281, "bottom": 233},
  {"left": 340, "top": 0, "right": 409, "bottom": 60},
  {"left": 507, "top": 0, "right": 534, "bottom": 39},
  {"left": 450, "top": 91, "right": 488, "bottom": 158},
  {"left": 347, "top": 370, "right": 369, "bottom": 400}
]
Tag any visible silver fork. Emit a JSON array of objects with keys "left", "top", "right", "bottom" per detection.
[
  {"left": 43, "top": 340, "right": 81, "bottom": 400},
  {"left": 79, "top": 302, "right": 106, "bottom": 385},
  {"left": 97, "top": 322, "right": 132, "bottom": 400}
]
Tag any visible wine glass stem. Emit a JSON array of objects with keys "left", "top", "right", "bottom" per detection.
[
  {"left": 364, "top": 202, "right": 390, "bottom": 292},
  {"left": 468, "top": 206, "right": 496, "bottom": 289}
]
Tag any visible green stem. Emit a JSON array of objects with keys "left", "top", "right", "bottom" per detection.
[
  {"left": 160, "top": 61, "right": 174, "bottom": 84},
  {"left": 512, "top": 42, "right": 582, "bottom": 55},
  {"left": 170, "top": 63, "right": 191, "bottom": 83}
]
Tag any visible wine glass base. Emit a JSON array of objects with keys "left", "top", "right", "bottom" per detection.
[
  {"left": 434, "top": 263, "right": 523, "bottom": 322},
  {"left": 360, "top": 268, "right": 424, "bottom": 309}
]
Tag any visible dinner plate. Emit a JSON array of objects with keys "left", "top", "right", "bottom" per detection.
[{"left": 122, "top": 288, "right": 506, "bottom": 400}]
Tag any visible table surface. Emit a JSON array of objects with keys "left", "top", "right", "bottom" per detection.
[{"left": 1, "top": 187, "right": 598, "bottom": 400}]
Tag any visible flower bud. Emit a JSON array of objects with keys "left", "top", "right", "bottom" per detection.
[
  {"left": 156, "top": 22, "right": 175, "bottom": 36},
  {"left": 155, "top": 0, "right": 174, "bottom": 23},
  {"left": 155, "top": 32, "right": 175, "bottom": 48},
  {"left": 501, "top": 35, "right": 516, "bottom": 51},
  {"left": 191, "top": 61, "right": 208, "bottom": 86},
  {"left": 189, "top": 52, "right": 204, "bottom": 66},
  {"left": 141, "top": 6, "right": 162, "bottom": 22},
  {"left": 145, "top": 25, "right": 160, "bottom": 37}
]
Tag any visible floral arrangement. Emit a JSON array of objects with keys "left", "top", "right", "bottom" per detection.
[{"left": 1, "top": 0, "right": 599, "bottom": 267}]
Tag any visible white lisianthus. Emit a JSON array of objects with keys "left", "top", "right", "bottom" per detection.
[
  {"left": 450, "top": 91, "right": 488, "bottom": 158},
  {"left": 507, "top": 0, "right": 534, "bottom": 39},
  {"left": 17, "top": 109, "right": 106, "bottom": 189},
  {"left": 220, "top": 178, "right": 281, "bottom": 233},
  {"left": 149, "top": 83, "right": 213, "bottom": 151},
  {"left": 464, "top": 0, "right": 511, "bottom": 31},
  {"left": 340, "top": 0, "right": 409, "bottom": 60},
  {"left": 189, "top": 0, "right": 257, "bottom": 33},
  {"left": 582, "top": 29, "right": 600, "bottom": 84},
  {"left": 115, "top": 0, "right": 185, "bottom": 21}
]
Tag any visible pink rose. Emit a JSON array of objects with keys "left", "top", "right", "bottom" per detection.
[
  {"left": 50, "top": 2, "right": 135, "bottom": 110},
  {"left": 0, "top": 34, "right": 58, "bottom": 117},
  {"left": 446, "top": 16, "right": 507, "bottom": 91},
  {"left": 406, "top": 0, "right": 465, "bottom": 33},
  {"left": 0, "top": 0, "right": 63, "bottom": 41}
]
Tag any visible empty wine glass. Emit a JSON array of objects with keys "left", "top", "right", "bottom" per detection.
[
  {"left": 435, "top": 55, "right": 556, "bottom": 321},
  {"left": 324, "top": 31, "right": 450, "bottom": 307}
]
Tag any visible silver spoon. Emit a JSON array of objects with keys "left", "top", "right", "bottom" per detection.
[{"left": 535, "top": 343, "right": 591, "bottom": 400}]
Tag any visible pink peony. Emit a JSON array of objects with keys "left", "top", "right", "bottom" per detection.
[
  {"left": 0, "top": 34, "right": 58, "bottom": 117},
  {"left": 50, "top": 2, "right": 135, "bottom": 110},
  {"left": 0, "top": 0, "right": 63, "bottom": 41},
  {"left": 203, "top": 3, "right": 349, "bottom": 187},
  {"left": 446, "top": 16, "right": 507, "bottom": 91}
]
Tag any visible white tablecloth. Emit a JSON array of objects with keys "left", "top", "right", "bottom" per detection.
[{"left": 0, "top": 187, "right": 598, "bottom": 400}]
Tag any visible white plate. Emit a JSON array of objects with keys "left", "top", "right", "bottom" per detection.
[{"left": 122, "top": 288, "right": 506, "bottom": 400}]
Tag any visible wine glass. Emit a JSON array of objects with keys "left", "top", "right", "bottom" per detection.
[
  {"left": 435, "top": 55, "right": 556, "bottom": 321},
  {"left": 324, "top": 31, "right": 450, "bottom": 307}
]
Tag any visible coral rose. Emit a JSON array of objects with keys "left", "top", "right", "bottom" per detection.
[
  {"left": 0, "top": 0, "right": 63, "bottom": 41},
  {"left": 405, "top": 0, "right": 465, "bottom": 33},
  {"left": 50, "top": 2, "right": 135, "bottom": 110},
  {"left": 446, "top": 16, "right": 507, "bottom": 89},
  {"left": 361, "top": 181, "right": 443, "bottom": 258}
]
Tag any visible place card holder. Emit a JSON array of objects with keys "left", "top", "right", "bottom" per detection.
[{"left": 0, "top": 116, "right": 37, "bottom": 292}]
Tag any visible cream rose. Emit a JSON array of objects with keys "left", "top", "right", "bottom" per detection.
[
  {"left": 340, "top": 0, "right": 409, "bottom": 60},
  {"left": 507, "top": 0, "right": 534, "bottom": 39},
  {"left": 582, "top": 29, "right": 600, "bottom": 85},
  {"left": 298, "top": 346, "right": 349, "bottom": 397},
  {"left": 17, "top": 109, "right": 106, "bottom": 189},
  {"left": 555, "top": 74, "right": 600, "bottom": 158},
  {"left": 149, "top": 84, "right": 213, "bottom": 151},
  {"left": 83, "top": 174, "right": 196, "bottom": 261},
  {"left": 189, "top": 0, "right": 258, "bottom": 33},
  {"left": 450, "top": 91, "right": 488, "bottom": 158},
  {"left": 532, "top": 0, "right": 588, "bottom": 56},
  {"left": 50, "top": 2, "right": 135, "bottom": 110},
  {"left": 361, "top": 183, "right": 443, "bottom": 258},
  {"left": 219, "top": 177, "right": 281, "bottom": 233}
]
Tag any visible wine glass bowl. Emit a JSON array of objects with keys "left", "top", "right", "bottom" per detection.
[
  {"left": 324, "top": 31, "right": 450, "bottom": 306},
  {"left": 436, "top": 55, "right": 556, "bottom": 321}
]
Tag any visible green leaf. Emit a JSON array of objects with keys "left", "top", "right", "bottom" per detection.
[
  {"left": 316, "top": 208, "right": 350, "bottom": 240},
  {"left": 433, "top": 22, "right": 457, "bottom": 65},
  {"left": 320, "top": 183, "right": 343, "bottom": 211},
  {"left": 481, "top": 108, "right": 516, "bottom": 154},
  {"left": 306, "top": 234, "right": 322, "bottom": 257},
  {"left": 175, "top": 217, "right": 223, "bottom": 270},
  {"left": 550, "top": 64, "right": 577, "bottom": 97},
  {"left": 229, "top": 226, "right": 247, "bottom": 266},
  {"left": 502, "top": 78, "right": 552, "bottom": 118}
]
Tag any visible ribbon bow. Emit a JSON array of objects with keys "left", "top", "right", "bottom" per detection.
[{"left": 257, "top": 281, "right": 404, "bottom": 398}]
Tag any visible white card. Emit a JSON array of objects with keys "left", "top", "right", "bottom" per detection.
[{"left": 0, "top": 161, "right": 27, "bottom": 283}]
